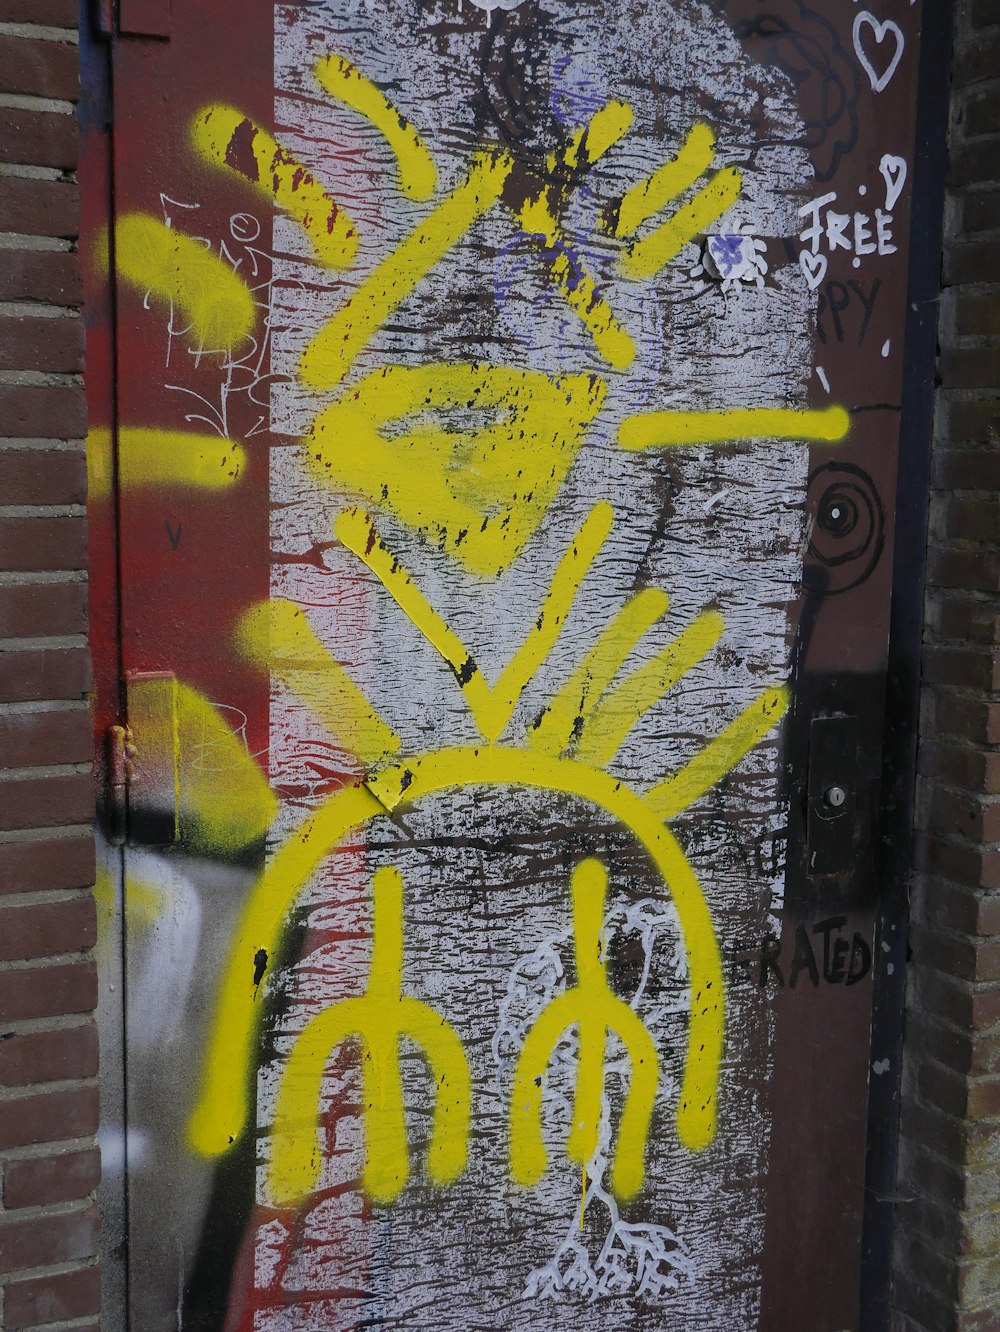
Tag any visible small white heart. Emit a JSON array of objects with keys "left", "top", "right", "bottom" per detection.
[
  {"left": 853, "top": 13, "right": 904, "bottom": 94},
  {"left": 879, "top": 153, "right": 907, "bottom": 211},
  {"left": 799, "top": 249, "right": 828, "bottom": 291}
]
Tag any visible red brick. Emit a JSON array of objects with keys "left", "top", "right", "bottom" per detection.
[
  {"left": 0, "top": 35, "right": 77, "bottom": 100},
  {"left": 0, "top": 314, "right": 83, "bottom": 373},
  {"left": 941, "top": 346, "right": 1000, "bottom": 392},
  {"left": 959, "top": 189, "right": 1000, "bottom": 231},
  {"left": 0, "top": 1022, "right": 98, "bottom": 1086},
  {"left": 0, "top": 515, "right": 87, "bottom": 572},
  {"left": 0, "top": 773, "right": 93, "bottom": 831},
  {"left": 951, "top": 139, "right": 1000, "bottom": 193},
  {"left": 941, "top": 495, "right": 1000, "bottom": 545},
  {"left": 945, "top": 397, "right": 1000, "bottom": 445},
  {"left": 899, "top": 1097, "right": 967, "bottom": 1168},
  {"left": 932, "top": 446, "right": 1000, "bottom": 490},
  {"left": 0, "top": 385, "right": 85, "bottom": 439},
  {"left": 967, "top": 1076, "right": 1000, "bottom": 1118},
  {"left": 0, "top": 894, "right": 96, "bottom": 961},
  {"left": 0, "top": 836, "right": 94, "bottom": 894},
  {"left": 0, "top": 175, "right": 79, "bottom": 239},
  {"left": 964, "top": 90, "right": 1000, "bottom": 139},
  {"left": 0, "top": 0, "right": 78, "bottom": 19},
  {"left": 929, "top": 788, "right": 1000, "bottom": 843},
  {"left": 0, "top": 648, "right": 92, "bottom": 704},
  {"left": 926, "top": 842, "right": 1000, "bottom": 894},
  {"left": 0, "top": 107, "right": 77, "bottom": 170},
  {"left": 4, "top": 1264, "right": 100, "bottom": 1330},
  {"left": 0, "top": 959, "right": 95, "bottom": 1020},
  {"left": 0, "top": 582, "right": 88, "bottom": 638},
  {"left": 0, "top": 250, "right": 81, "bottom": 306},
  {"left": 928, "top": 595, "right": 1000, "bottom": 646},
  {"left": 923, "top": 645, "right": 1000, "bottom": 692},
  {"left": 0, "top": 449, "right": 87, "bottom": 505},
  {"left": 3, "top": 1146, "right": 100, "bottom": 1210},
  {"left": 0, "top": 1204, "right": 98, "bottom": 1275},
  {"left": 935, "top": 695, "right": 1000, "bottom": 746},
  {"left": 920, "top": 742, "right": 1000, "bottom": 794},
  {"left": 0, "top": 1084, "right": 97, "bottom": 1151},
  {"left": 0, "top": 709, "right": 91, "bottom": 769}
]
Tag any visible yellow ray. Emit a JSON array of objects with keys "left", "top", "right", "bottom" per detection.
[
  {"left": 576, "top": 611, "right": 725, "bottom": 768},
  {"left": 645, "top": 684, "right": 790, "bottom": 819},
  {"left": 337, "top": 504, "right": 612, "bottom": 742},
  {"left": 618, "top": 167, "right": 742, "bottom": 280},
  {"left": 128, "top": 676, "right": 277, "bottom": 854},
  {"left": 518, "top": 192, "right": 635, "bottom": 369},
  {"left": 188, "top": 745, "right": 723, "bottom": 1162},
  {"left": 557, "top": 99, "right": 634, "bottom": 172},
  {"left": 619, "top": 405, "right": 851, "bottom": 450},
  {"left": 299, "top": 150, "right": 512, "bottom": 390},
  {"left": 612, "top": 121, "right": 716, "bottom": 238},
  {"left": 115, "top": 213, "right": 255, "bottom": 349},
  {"left": 192, "top": 104, "right": 358, "bottom": 270},
  {"left": 236, "top": 599, "right": 400, "bottom": 767},
  {"left": 87, "top": 427, "right": 245, "bottom": 501},
  {"left": 314, "top": 53, "right": 436, "bottom": 201},
  {"left": 307, "top": 362, "right": 607, "bottom": 578},
  {"left": 529, "top": 588, "right": 668, "bottom": 756}
]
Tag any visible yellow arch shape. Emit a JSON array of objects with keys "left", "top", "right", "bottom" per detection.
[{"left": 188, "top": 745, "right": 723, "bottom": 1167}]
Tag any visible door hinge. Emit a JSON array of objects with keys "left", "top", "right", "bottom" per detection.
[{"left": 106, "top": 723, "right": 133, "bottom": 847}]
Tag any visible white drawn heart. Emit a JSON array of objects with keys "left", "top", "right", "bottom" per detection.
[
  {"left": 853, "top": 13, "right": 904, "bottom": 93},
  {"left": 879, "top": 153, "right": 907, "bottom": 211},
  {"left": 799, "top": 250, "right": 828, "bottom": 291}
]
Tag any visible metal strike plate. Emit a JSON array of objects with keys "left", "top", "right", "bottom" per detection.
[
  {"left": 125, "top": 671, "right": 180, "bottom": 846},
  {"left": 806, "top": 714, "right": 859, "bottom": 876}
]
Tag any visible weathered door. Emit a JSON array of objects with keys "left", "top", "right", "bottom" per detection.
[{"left": 84, "top": 2, "right": 935, "bottom": 1327}]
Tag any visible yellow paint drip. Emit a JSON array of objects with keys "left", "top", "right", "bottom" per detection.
[
  {"left": 269, "top": 866, "right": 470, "bottom": 1205},
  {"left": 646, "top": 684, "right": 790, "bottom": 819},
  {"left": 236, "top": 598, "right": 400, "bottom": 766},
  {"left": 530, "top": 587, "right": 669, "bottom": 757},
  {"left": 87, "top": 427, "right": 245, "bottom": 501},
  {"left": 309, "top": 362, "right": 607, "bottom": 578},
  {"left": 619, "top": 405, "right": 851, "bottom": 450},
  {"left": 115, "top": 213, "right": 256, "bottom": 350},
  {"left": 338, "top": 503, "right": 612, "bottom": 742},
  {"left": 576, "top": 610, "right": 725, "bottom": 768},
  {"left": 314, "top": 54, "right": 436, "bottom": 201},
  {"left": 618, "top": 166, "right": 742, "bottom": 279},
  {"left": 191, "top": 103, "right": 357, "bottom": 269},
  {"left": 188, "top": 745, "right": 723, "bottom": 1166},
  {"left": 510, "top": 859, "right": 659, "bottom": 1200},
  {"left": 299, "top": 150, "right": 512, "bottom": 390},
  {"left": 613, "top": 121, "right": 716, "bottom": 238}
]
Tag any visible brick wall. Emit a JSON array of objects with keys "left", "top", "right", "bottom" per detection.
[
  {"left": 893, "top": 1, "right": 1000, "bottom": 1328},
  {"left": 0, "top": 2, "right": 100, "bottom": 1329}
]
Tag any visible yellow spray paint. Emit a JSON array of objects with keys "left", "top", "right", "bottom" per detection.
[
  {"left": 618, "top": 166, "right": 743, "bottom": 279},
  {"left": 191, "top": 104, "right": 358, "bottom": 269},
  {"left": 236, "top": 598, "right": 401, "bottom": 766},
  {"left": 314, "top": 54, "right": 437, "bottom": 201},
  {"left": 619, "top": 405, "right": 852, "bottom": 450},
  {"left": 87, "top": 427, "right": 245, "bottom": 501},
  {"left": 115, "top": 213, "right": 256, "bottom": 350},
  {"left": 611, "top": 121, "right": 717, "bottom": 238},
  {"left": 308, "top": 362, "right": 607, "bottom": 577},
  {"left": 510, "top": 858, "right": 659, "bottom": 1200},
  {"left": 336, "top": 503, "right": 612, "bottom": 741},
  {"left": 299, "top": 150, "right": 513, "bottom": 390},
  {"left": 269, "top": 865, "right": 470, "bottom": 1205}
]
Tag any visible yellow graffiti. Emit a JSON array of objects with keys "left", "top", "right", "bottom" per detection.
[
  {"left": 115, "top": 213, "right": 256, "bottom": 349},
  {"left": 575, "top": 611, "right": 726, "bottom": 768},
  {"left": 269, "top": 865, "right": 470, "bottom": 1205},
  {"left": 191, "top": 104, "right": 358, "bottom": 269},
  {"left": 188, "top": 743, "right": 724, "bottom": 1162},
  {"left": 337, "top": 504, "right": 611, "bottom": 742},
  {"left": 556, "top": 100, "right": 633, "bottom": 172},
  {"left": 237, "top": 598, "right": 401, "bottom": 767},
  {"left": 510, "top": 859, "right": 658, "bottom": 1199},
  {"left": 87, "top": 427, "right": 245, "bottom": 501},
  {"left": 300, "top": 150, "right": 513, "bottom": 390},
  {"left": 519, "top": 191, "right": 635, "bottom": 369},
  {"left": 308, "top": 362, "right": 607, "bottom": 577},
  {"left": 647, "top": 684, "right": 790, "bottom": 819},
  {"left": 314, "top": 54, "right": 436, "bottom": 201},
  {"left": 612, "top": 121, "right": 716, "bottom": 239},
  {"left": 619, "top": 405, "right": 851, "bottom": 450},
  {"left": 128, "top": 676, "right": 277, "bottom": 855},
  {"left": 619, "top": 166, "right": 742, "bottom": 279}
]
